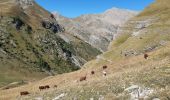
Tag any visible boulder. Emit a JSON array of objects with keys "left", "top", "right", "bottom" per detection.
[
  {"left": 41, "top": 20, "right": 65, "bottom": 33},
  {"left": 12, "top": 18, "right": 24, "bottom": 30},
  {"left": 41, "top": 20, "right": 51, "bottom": 29}
]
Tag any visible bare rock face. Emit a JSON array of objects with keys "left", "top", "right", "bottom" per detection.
[
  {"left": 53, "top": 8, "right": 138, "bottom": 52},
  {"left": 41, "top": 19, "right": 65, "bottom": 33}
]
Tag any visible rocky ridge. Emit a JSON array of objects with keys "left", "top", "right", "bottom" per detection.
[{"left": 53, "top": 8, "right": 138, "bottom": 52}]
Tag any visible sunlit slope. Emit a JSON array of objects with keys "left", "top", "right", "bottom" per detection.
[
  {"left": 0, "top": 0, "right": 170, "bottom": 99},
  {"left": 0, "top": 43, "right": 170, "bottom": 100}
]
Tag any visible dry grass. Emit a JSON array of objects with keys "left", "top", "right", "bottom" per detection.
[
  {"left": 0, "top": 44, "right": 169, "bottom": 99},
  {"left": 0, "top": 0, "right": 170, "bottom": 99}
]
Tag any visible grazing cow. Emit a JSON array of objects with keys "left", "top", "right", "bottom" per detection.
[
  {"left": 20, "top": 91, "right": 29, "bottom": 96},
  {"left": 54, "top": 85, "right": 58, "bottom": 88},
  {"left": 103, "top": 65, "right": 107, "bottom": 70},
  {"left": 5, "top": 87, "right": 9, "bottom": 90},
  {"left": 80, "top": 76, "right": 86, "bottom": 81},
  {"left": 139, "top": 37, "right": 143, "bottom": 39},
  {"left": 91, "top": 71, "right": 95, "bottom": 75},
  {"left": 144, "top": 54, "right": 149, "bottom": 59},
  {"left": 3, "top": 87, "right": 9, "bottom": 90},
  {"left": 45, "top": 85, "right": 50, "bottom": 89},
  {"left": 39, "top": 85, "right": 50, "bottom": 91},
  {"left": 39, "top": 86, "right": 45, "bottom": 91},
  {"left": 124, "top": 54, "right": 128, "bottom": 57}
]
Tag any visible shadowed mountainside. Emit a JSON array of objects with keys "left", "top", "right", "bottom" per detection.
[{"left": 0, "top": 0, "right": 101, "bottom": 87}]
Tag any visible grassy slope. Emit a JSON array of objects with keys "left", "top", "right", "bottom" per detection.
[
  {"left": 0, "top": 0, "right": 170, "bottom": 99},
  {"left": 0, "top": 0, "right": 101, "bottom": 87},
  {"left": 0, "top": 43, "right": 170, "bottom": 100}
]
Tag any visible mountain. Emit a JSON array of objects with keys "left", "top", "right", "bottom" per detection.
[
  {"left": 0, "top": 0, "right": 101, "bottom": 87},
  {"left": 0, "top": 0, "right": 138, "bottom": 88},
  {"left": 1, "top": 0, "right": 170, "bottom": 99},
  {"left": 53, "top": 8, "right": 138, "bottom": 52}
]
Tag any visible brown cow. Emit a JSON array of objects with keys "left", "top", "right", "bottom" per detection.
[
  {"left": 45, "top": 85, "right": 50, "bottom": 89},
  {"left": 144, "top": 54, "right": 149, "bottom": 59},
  {"left": 2, "top": 87, "right": 9, "bottom": 90},
  {"left": 91, "top": 71, "right": 95, "bottom": 75},
  {"left": 139, "top": 37, "right": 143, "bottom": 39},
  {"left": 20, "top": 91, "right": 29, "bottom": 96},
  {"left": 54, "top": 85, "right": 58, "bottom": 88},
  {"left": 39, "top": 85, "right": 50, "bottom": 91},
  {"left": 39, "top": 86, "right": 45, "bottom": 91},
  {"left": 80, "top": 76, "right": 86, "bottom": 81},
  {"left": 103, "top": 65, "right": 107, "bottom": 69}
]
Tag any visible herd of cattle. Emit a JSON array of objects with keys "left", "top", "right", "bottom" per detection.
[
  {"left": 20, "top": 85, "right": 56, "bottom": 96},
  {"left": 18, "top": 54, "right": 149, "bottom": 96},
  {"left": 19, "top": 65, "right": 109, "bottom": 96}
]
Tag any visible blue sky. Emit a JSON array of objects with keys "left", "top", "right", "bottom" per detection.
[{"left": 35, "top": 0, "right": 154, "bottom": 18}]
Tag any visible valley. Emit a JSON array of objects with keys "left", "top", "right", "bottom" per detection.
[{"left": 0, "top": 0, "right": 170, "bottom": 100}]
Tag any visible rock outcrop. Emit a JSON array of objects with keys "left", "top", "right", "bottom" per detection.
[
  {"left": 0, "top": 0, "right": 101, "bottom": 87},
  {"left": 16, "top": 0, "right": 34, "bottom": 9},
  {"left": 53, "top": 8, "right": 138, "bottom": 52}
]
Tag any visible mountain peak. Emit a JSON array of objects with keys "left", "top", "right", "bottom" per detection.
[
  {"left": 104, "top": 7, "right": 139, "bottom": 15},
  {"left": 53, "top": 7, "right": 138, "bottom": 52}
]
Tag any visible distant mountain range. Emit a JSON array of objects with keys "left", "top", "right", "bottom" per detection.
[
  {"left": 0, "top": 0, "right": 137, "bottom": 88},
  {"left": 53, "top": 8, "right": 138, "bottom": 52}
]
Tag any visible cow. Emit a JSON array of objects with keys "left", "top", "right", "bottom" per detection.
[
  {"left": 54, "top": 85, "right": 57, "bottom": 88},
  {"left": 91, "top": 71, "right": 95, "bottom": 75},
  {"left": 20, "top": 91, "right": 29, "bottom": 96},
  {"left": 80, "top": 76, "right": 86, "bottom": 81},
  {"left": 45, "top": 85, "right": 50, "bottom": 89},
  {"left": 2, "top": 87, "right": 9, "bottom": 90},
  {"left": 103, "top": 65, "right": 107, "bottom": 70},
  {"left": 39, "top": 85, "right": 50, "bottom": 91},
  {"left": 39, "top": 86, "right": 45, "bottom": 91},
  {"left": 124, "top": 54, "right": 128, "bottom": 57},
  {"left": 139, "top": 37, "right": 143, "bottom": 39},
  {"left": 144, "top": 54, "right": 149, "bottom": 59}
]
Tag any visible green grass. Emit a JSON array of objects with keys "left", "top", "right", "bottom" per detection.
[{"left": 0, "top": 16, "right": 101, "bottom": 88}]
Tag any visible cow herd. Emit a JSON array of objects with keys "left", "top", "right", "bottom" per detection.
[
  {"left": 39, "top": 85, "right": 50, "bottom": 91},
  {"left": 79, "top": 65, "right": 108, "bottom": 82},
  {"left": 19, "top": 65, "right": 109, "bottom": 96},
  {"left": 20, "top": 85, "right": 57, "bottom": 96},
  {"left": 78, "top": 53, "right": 149, "bottom": 83},
  {"left": 18, "top": 53, "right": 149, "bottom": 96}
]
